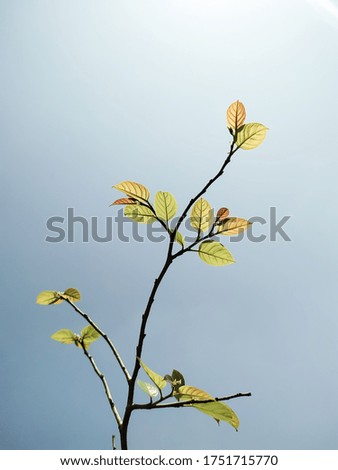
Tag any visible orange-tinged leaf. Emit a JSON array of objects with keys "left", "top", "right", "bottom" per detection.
[
  {"left": 216, "top": 207, "right": 230, "bottom": 223},
  {"left": 217, "top": 217, "right": 251, "bottom": 236},
  {"left": 226, "top": 100, "right": 246, "bottom": 130},
  {"left": 110, "top": 198, "right": 136, "bottom": 206},
  {"left": 113, "top": 181, "right": 150, "bottom": 202}
]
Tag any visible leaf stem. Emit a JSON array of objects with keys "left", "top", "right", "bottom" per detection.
[
  {"left": 120, "top": 254, "right": 173, "bottom": 449},
  {"left": 65, "top": 299, "right": 131, "bottom": 382},
  {"left": 172, "top": 140, "right": 239, "bottom": 239},
  {"left": 140, "top": 200, "right": 170, "bottom": 233},
  {"left": 82, "top": 346, "right": 123, "bottom": 429}
]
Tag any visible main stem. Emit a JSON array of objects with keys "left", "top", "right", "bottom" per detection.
[
  {"left": 120, "top": 139, "right": 237, "bottom": 449},
  {"left": 120, "top": 252, "right": 173, "bottom": 449}
]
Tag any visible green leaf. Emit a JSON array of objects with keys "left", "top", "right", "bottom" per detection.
[
  {"left": 236, "top": 123, "right": 268, "bottom": 150},
  {"left": 62, "top": 288, "right": 81, "bottom": 302},
  {"left": 80, "top": 325, "right": 101, "bottom": 350},
  {"left": 217, "top": 217, "right": 252, "bottom": 236},
  {"left": 198, "top": 241, "right": 235, "bottom": 266},
  {"left": 80, "top": 325, "right": 101, "bottom": 341},
  {"left": 193, "top": 401, "right": 240, "bottom": 431},
  {"left": 139, "top": 359, "right": 166, "bottom": 390},
  {"left": 154, "top": 191, "right": 177, "bottom": 224},
  {"left": 113, "top": 181, "right": 150, "bottom": 202},
  {"left": 137, "top": 380, "right": 159, "bottom": 398},
  {"left": 190, "top": 198, "right": 213, "bottom": 233},
  {"left": 124, "top": 205, "right": 155, "bottom": 224},
  {"left": 36, "top": 290, "right": 64, "bottom": 305},
  {"left": 124, "top": 204, "right": 143, "bottom": 222},
  {"left": 174, "top": 231, "right": 185, "bottom": 247},
  {"left": 164, "top": 374, "right": 173, "bottom": 383},
  {"left": 171, "top": 370, "right": 185, "bottom": 391},
  {"left": 51, "top": 329, "right": 76, "bottom": 345}
]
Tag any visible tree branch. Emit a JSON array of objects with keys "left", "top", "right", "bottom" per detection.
[
  {"left": 131, "top": 392, "right": 251, "bottom": 411},
  {"left": 148, "top": 392, "right": 252, "bottom": 410},
  {"left": 120, "top": 137, "right": 240, "bottom": 449},
  {"left": 65, "top": 299, "right": 131, "bottom": 382},
  {"left": 82, "top": 346, "right": 123, "bottom": 429}
]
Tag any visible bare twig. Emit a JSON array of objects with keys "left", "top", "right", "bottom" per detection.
[
  {"left": 65, "top": 299, "right": 131, "bottom": 382},
  {"left": 172, "top": 140, "right": 239, "bottom": 239},
  {"left": 82, "top": 346, "right": 123, "bottom": 429}
]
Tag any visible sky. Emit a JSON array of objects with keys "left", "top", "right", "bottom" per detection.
[{"left": 1, "top": 0, "right": 338, "bottom": 450}]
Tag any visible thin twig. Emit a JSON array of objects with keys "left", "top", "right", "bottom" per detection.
[
  {"left": 65, "top": 299, "right": 131, "bottom": 382},
  {"left": 172, "top": 140, "right": 239, "bottom": 239},
  {"left": 82, "top": 346, "right": 123, "bottom": 428},
  {"left": 132, "top": 392, "right": 252, "bottom": 410}
]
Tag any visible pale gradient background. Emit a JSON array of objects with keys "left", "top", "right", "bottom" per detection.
[{"left": 1, "top": 0, "right": 338, "bottom": 450}]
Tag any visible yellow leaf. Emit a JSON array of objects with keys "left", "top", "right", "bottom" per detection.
[
  {"left": 62, "top": 288, "right": 81, "bottom": 302},
  {"left": 110, "top": 197, "right": 136, "bottom": 206},
  {"left": 113, "top": 181, "right": 150, "bottom": 202},
  {"left": 175, "top": 231, "right": 185, "bottom": 247},
  {"left": 226, "top": 100, "right": 246, "bottom": 130},
  {"left": 193, "top": 401, "right": 240, "bottom": 431},
  {"left": 36, "top": 290, "right": 64, "bottom": 305},
  {"left": 190, "top": 198, "right": 213, "bottom": 233},
  {"left": 198, "top": 241, "right": 234, "bottom": 266},
  {"left": 175, "top": 385, "right": 214, "bottom": 402},
  {"left": 124, "top": 205, "right": 155, "bottom": 224},
  {"left": 51, "top": 329, "right": 76, "bottom": 345},
  {"left": 175, "top": 385, "right": 240, "bottom": 430},
  {"left": 236, "top": 123, "right": 268, "bottom": 150},
  {"left": 81, "top": 325, "right": 101, "bottom": 350},
  {"left": 217, "top": 217, "right": 251, "bottom": 236},
  {"left": 154, "top": 191, "right": 177, "bottom": 224}
]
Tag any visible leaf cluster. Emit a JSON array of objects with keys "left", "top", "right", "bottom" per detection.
[
  {"left": 110, "top": 101, "right": 266, "bottom": 267},
  {"left": 36, "top": 288, "right": 81, "bottom": 305},
  {"left": 137, "top": 360, "right": 239, "bottom": 431},
  {"left": 51, "top": 325, "right": 100, "bottom": 350}
]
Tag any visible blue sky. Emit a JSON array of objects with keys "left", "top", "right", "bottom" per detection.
[{"left": 1, "top": 0, "right": 338, "bottom": 450}]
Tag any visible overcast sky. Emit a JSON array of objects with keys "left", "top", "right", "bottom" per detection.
[{"left": 1, "top": 0, "right": 338, "bottom": 450}]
